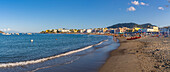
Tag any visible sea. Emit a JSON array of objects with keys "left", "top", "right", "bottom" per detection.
[{"left": 0, "top": 34, "right": 119, "bottom": 72}]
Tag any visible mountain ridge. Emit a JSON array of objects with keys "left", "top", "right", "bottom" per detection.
[{"left": 107, "top": 23, "right": 157, "bottom": 28}]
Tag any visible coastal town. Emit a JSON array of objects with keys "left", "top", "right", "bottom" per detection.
[
  {"left": 40, "top": 24, "right": 170, "bottom": 37},
  {"left": 1, "top": 23, "right": 169, "bottom": 37}
]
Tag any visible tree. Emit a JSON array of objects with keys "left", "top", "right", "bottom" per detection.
[{"left": 40, "top": 31, "right": 46, "bottom": 33}]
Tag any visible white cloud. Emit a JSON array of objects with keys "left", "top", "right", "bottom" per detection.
[
  {"left": 140, "top": 2, "right": 149, "bottom": 6},
  {"left": 131, "top": 1, "right": 139, "bottom": 5},
  {"left": 158, "top": 7, "right": 164, "bottom": 10},
  {"left": 7, "top": 28, "right": 11, "bottom": 31},
  {"left": 127, "top": 6, "right": 136, "bottom": 11},
  {"left": 127, "top": 1, "right": 149, "bottom": 12},
  {"left": 130, "top": 1, "right": 149, "bottom": 6},
  {"left": 4, "top": 29, "right": 7, "bottom": 31}
]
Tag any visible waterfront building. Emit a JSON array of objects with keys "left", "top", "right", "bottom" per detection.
[
  {"left": 73, "top": 29, "right": 78, "bottom": 33},
  {"left": 132, "top": 27, "right": 141, "bottom": 32},
  {"left": 61, "top": 29, "right": 71, "bottom": 33},
  {"left": 115, "top": 27, "right": 130, "bottom": 33},
  {"left": 58, "top": 28, "right": 71, "bottom": 33},
  {"left": 160, "top": 26, "right": 170, "bottom": 35},
  {"left": 46, "top": 30, "right": 49, "bottom": 33},
  {"left": 86, "top": 29, "right": 92, "bottom": 33},
  {"left": 146, "top": 26, "right": 159, "bottom": 32},
  {"left": 126, "top": 29, "right": 133, "bottom": 32},
  {"left": 108, "top": 29, "right": 114, "bottom": 33},
  {"left": 53, "top": 29, "right": 58, "bottom": 33},
  {"left": 102, "top": 28, "right": 107, "bottom": 33},
  {"left": 82, "top": 29, "right": 86, "bottom": 33},
  {"left": 153, "top": 26, "right": 159, "bottom": 32}
]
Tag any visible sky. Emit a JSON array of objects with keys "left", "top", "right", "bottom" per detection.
[{"left": 0, "top": 0, "right": 170, "bottom": 32}]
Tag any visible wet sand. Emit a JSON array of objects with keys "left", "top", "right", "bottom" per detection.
[{"left": 100, "top": 37, "right": 170, "bottom": 72}]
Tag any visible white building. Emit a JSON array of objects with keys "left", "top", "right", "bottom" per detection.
[
  {"left": 58, "top": 28, "right": 71, "bottom": 33},
  {"left": 53, "top": 29, "right": 58, "bottom": 33},
  {"left": 147, "top": 29, "right": 154, "bottom": 32},
  {"left": 144, "top": 26, "right": 159, "bottom": 32},
  {"left": 79, "top": 29, "right": 86, "bottom": 33},
  {"left": 86, "top": 29, "right": 92, "bottom": 33},
  {"left": 61, "top": 29, "right": 71, "bottom": 33}
]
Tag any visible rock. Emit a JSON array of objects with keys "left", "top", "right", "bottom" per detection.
[
  {"left": 165, "top": 63, "right": 168, "bottom": 65},
  {"left": 152, "top": 52, "right": 155, "bottom": 55},
  {"left": 151, "top": 70, "right": 156, "bottom": 72},
  {"left": 155, "top": 49, "right": 160, "bottom": 51},
  {"left": 162, "top": 65, "right": 165, "bottom": 67},
  {"left": 154, "top": 66, "right": 159, "bottom": 69},
  {"left": 136, "top": 51, "right": 139, "bottom": 53}
]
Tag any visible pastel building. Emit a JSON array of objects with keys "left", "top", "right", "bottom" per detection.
[
  {"left": 132, "top": 28, "right": 141, "bottom": 32},
  {"left": 146, "top": 26, "right": 159, "bottom": 32},
  {"left": 160, "top": 26, "right": 170, "bottom": 35},
  {"left": 116, "top": 27, "right": 130, "bottom": 33}
]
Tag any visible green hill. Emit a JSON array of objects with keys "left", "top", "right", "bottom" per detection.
[{"left": 107, "top": 23, "right": 156, "bottom": 28}]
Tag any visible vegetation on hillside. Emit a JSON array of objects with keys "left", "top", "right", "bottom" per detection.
[{"left": 107, "top": 23, "right": 156, "bottom": 28}]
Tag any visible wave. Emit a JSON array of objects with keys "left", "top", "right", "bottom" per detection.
[
  {"left": 29, "top": 57, "right": 81, "bottom": 72},
  {"left": 0, "top": 39, "right": 108, "bottom": 67}
]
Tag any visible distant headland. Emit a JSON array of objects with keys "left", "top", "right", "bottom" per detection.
[
  {"left": 107, "top": 23, "right": 156, "bottom": 28},
  {"left": 0, "top": 31, "right": 4, "bottom": 33}
]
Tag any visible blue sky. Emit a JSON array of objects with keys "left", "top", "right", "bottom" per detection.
[{"left": 0, "top": 0, "right": 170, "bottom": 32}]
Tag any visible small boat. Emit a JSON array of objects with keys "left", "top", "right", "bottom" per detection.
[
  {"left": 137, "top": 36, "right": 141, "bottom": 38},
  {"left": 152, "top": 35, "right": 159, "bottom": 37},
  {"left": 127, "top": 36, "right": 141, "bottom": 40},
  {"left": 31, "top": 39, "right": 33, "bottom": 42}
]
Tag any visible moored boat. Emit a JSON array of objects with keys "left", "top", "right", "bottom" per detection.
[{"left": 127, "top": 36, "right": 141, "bottom": 40}]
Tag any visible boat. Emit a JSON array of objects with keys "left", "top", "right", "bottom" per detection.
[{"left": 127, "top": 36, "right": 141, "bottom": 40}]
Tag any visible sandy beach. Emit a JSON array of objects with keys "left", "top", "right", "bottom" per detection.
[{"left": 100, "top": 37, "right": 170, "bottom": 72}]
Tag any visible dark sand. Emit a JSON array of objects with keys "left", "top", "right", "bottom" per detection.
[{"left": 100, "top": 37, "right": 170, "bottom": 72}]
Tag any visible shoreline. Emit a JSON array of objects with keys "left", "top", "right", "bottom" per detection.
[
  {"left": 99, "top": 36, "right": 170, "bottom": 72},
  {"left": 99, "top": 37, "right": 142, "bottom": 72},
  {"left": 0, "top": 35, "right": 120, "bottom": 72}
]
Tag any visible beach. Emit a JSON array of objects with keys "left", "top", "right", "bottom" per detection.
[
  {"left": 1, "top": 34, "right": 170, "bottom": 72},
  {"left": 100, "top": 36, "right": 170, "bottom": 72}
]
